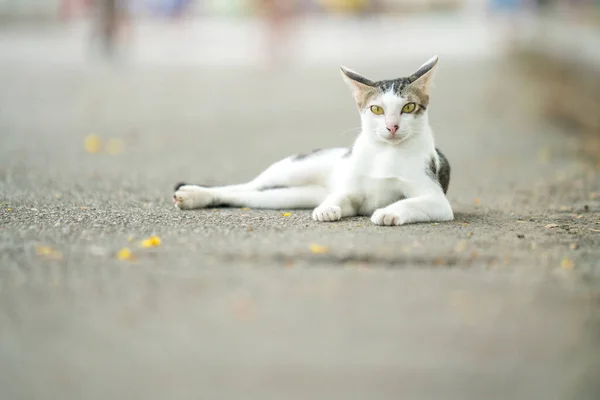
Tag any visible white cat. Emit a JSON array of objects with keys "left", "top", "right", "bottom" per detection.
[{"left": 173, "top": 56, "right": 453, "bottom": 226}]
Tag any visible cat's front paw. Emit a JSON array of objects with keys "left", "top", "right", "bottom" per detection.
[
  {"left": 371, "top": 208, "right": 406, "bottom": 226},
  {"left": 312, "top": 205, "right": 342, "bottom": 222},
  {"left": 173, "top": 185, "right": 214, "bottom": 210}
]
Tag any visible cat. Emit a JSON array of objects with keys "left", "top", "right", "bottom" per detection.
[{"left": 173, "top": 55, "right": 453, "bottom": 226}]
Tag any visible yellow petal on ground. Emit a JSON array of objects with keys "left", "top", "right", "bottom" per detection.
[
  {"left": 281, "top": 212, "right": 292, "bottom": 217},
  {"left": 560, "top": 257, "right": 574, "bottom": 270},
  {"left": 140, "top": 235, "right": 161, "bottom": 248},
  {"left": 117, "top": 247, "right": 135, "bottom": 261},
  {"left": 36, "top": 245, "right": 63, "bottom": 260},
  {"left": 473, "top": 197, "right": 481, "bottom": 206},
  {"left": 36, "top": 246, "right": 53, "bottom": 255},
  {"left": 309, "top": 244, "right": 328, "bottom": 254},
  {"left": 105, "top": 138, "right": 124, "bottom": 155},
  {"left": 241, "top": 207, "right": 250, "bottom": 211},
  {"left": 84, "top": 134, "right": 102, "bottom": 154},
  {"left": 6, "top": 208, "right": 10, "bottom": 211}
]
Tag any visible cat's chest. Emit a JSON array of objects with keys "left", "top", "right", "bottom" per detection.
[
  {"left": 352, "top": 144, "right": 426, "bottom": 180},
  {"left": 355, "top": 177, "right": 405, "bottom": 214},
  {"left": 350, "top": 145, "right": 426, "bottom": 184},
  {"left": 346, "top": 143, "right": 431, "bottom": 214}
]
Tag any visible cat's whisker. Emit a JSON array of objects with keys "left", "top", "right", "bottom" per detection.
[{"left": 338, "top": 127, "right": 362, "bottom": 136}]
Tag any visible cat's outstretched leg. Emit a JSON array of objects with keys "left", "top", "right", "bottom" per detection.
[
  {"left": 173, "top": 148, "right": 347, "bottom": 210},
  {"left": 174, "top": 185, "right": 327, "bottom": 210}
]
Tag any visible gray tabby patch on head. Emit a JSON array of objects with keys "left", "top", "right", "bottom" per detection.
[{"left": 340, "top": 56, "right": 438, "bottom": 112}]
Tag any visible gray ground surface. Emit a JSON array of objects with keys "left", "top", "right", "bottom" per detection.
[{"left": 1, "top": 55, "right": 600, "bottom": 398}]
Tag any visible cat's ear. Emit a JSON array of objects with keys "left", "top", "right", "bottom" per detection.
[
  {"left": 409, "top": 55, "right": 438, "bottom": 92},
  {"left": 340, "top": 66, "right": 376, "bottom": 103}
]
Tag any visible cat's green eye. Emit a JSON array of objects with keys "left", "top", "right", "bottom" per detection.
[
  {"left": 402, "top": 103, "right": 416, "bottom": 114},
  {"left": 370, "top": 105, "right": 384, "bottom": 115}
]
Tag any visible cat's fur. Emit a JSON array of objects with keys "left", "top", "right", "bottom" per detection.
[{"left": 173, "top": 56, "right": 453, "bottom": 226}]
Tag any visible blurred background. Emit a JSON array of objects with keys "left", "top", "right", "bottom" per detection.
[{"left": 1, "top": 0, "right": 599, "bottom": 138}]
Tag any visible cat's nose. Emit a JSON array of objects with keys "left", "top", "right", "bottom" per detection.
[{"left": 386, "top": 124, "right": 399, "bottom": 135}]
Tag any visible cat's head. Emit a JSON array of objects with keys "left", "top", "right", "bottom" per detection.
[{"left": 341, "top": 56, "right": 438, "bottom": 145}]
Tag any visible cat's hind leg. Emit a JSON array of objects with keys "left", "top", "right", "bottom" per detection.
[
  {"left": 174, "top": 185, "right": 327, "bottom": 210},
  {"left": 174, "top": 148, "right": 346, "bottom": 210}
]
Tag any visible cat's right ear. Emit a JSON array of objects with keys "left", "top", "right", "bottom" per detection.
[{"left": 340, "top": 66, "right": 376, "bottom": 104}]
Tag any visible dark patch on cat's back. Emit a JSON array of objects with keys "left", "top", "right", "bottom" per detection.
[
  {"left": 291, "top": 148, "right": 325, "bottom": 161},
  {"left": 292, "top": 148, "right": 348, "bottom": 161},
  {"left": 427, "top": 149, "right": 451, "bottom": 194},
  {"left": 427, "top": 159, "right": 437, "bottom": 179}
]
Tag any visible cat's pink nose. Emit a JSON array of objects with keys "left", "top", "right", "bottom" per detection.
[{"left": 386, "top": 124, "right": 399, "bottom": 135}]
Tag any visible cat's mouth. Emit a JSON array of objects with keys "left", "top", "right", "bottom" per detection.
[{"left": 376, "top": 131, "right": 413, "bottom": 145}]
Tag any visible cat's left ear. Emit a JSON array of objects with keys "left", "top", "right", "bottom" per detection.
[{"left": 409, "top": 55, "right": 438, "bottom": 93}]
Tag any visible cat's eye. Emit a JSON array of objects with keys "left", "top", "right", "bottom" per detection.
[
  {"left": 402, "top": 103, "right": 416, "bottom": 114},
  {"left": 370, "top": 105, "right": 384, "bottom": 115}
]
